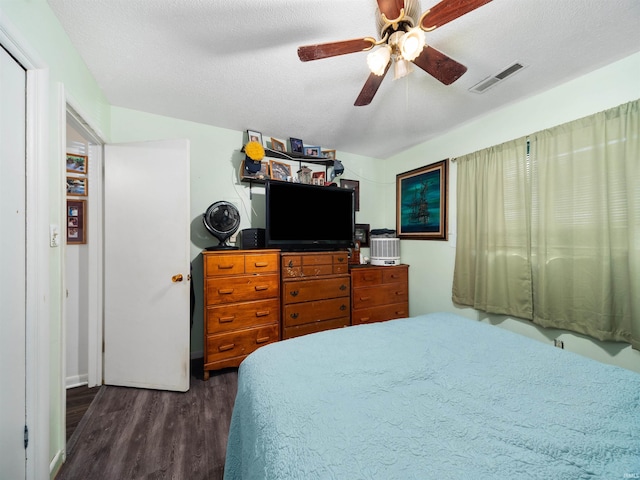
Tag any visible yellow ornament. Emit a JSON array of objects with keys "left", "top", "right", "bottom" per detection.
[{"left": 245, "top": 141, "right": 265, "bottom": 161}]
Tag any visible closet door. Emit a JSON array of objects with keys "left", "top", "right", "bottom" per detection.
[
  {"left": 104, "top": 139, "right": 191, "bottom": 392},
  {"left": 0, "top": 45, "right": 27, "bottom": 479}
]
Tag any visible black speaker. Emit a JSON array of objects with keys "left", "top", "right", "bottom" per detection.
[{"left": 240, "top": 228, "right": 265, "bottom": 249}]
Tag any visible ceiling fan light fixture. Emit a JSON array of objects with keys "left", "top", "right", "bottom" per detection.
[
  {"left": 394, "top": 57, "right": 413, "bottom": 80},
  {"left": 399, "top": 27, "right": 425, "bottom": 61},
  {"left": 367, "top": 45, "right": 391, "bottom": 76}
]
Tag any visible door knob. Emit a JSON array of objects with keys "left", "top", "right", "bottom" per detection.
[{"left": 171, "top": 274, "right": 183, "bottom": 282}]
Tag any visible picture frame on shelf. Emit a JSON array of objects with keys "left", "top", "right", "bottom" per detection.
[
  {"left": 247, "top": 129, "right": 263, "bottom": 145},
  {"left": 312, "top": 171, "right": 325, "bottom": 185},
  {"left": 322, "top": 149, "right": 336, "bottom": 160},
  {"left": 355, "top": 223, "right": 370, "bottom": 248},
  {"left": 242, "top": 160, "right": 270, "bottom": 179},
  {"left": 304, "top": 146, "right": 321, "bottom": 157},
  {"left": 340, "top": 178, "right": 360, "bottom": 211},
  {"left": 271, "top": 137, "right": 286, "bottom": 152},
  {"left": 396, "top": 159, "right": 448, "bottom": 240},
  {"left": 67, "top": 199, "right": 86, "bottom": 244},
  {"left": 66, "top": 176, "right": 88, "bottom": 196},
  {"left": 66, "top": 153, "right": 88, "bottom": 174},
  {"left": 269, "top": 160, "right": 292, "bottom": 181},
  {"left": 289, "top": 137, "right": 303, "bottom": 153}
]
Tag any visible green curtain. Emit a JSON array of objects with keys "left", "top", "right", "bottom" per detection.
[{"left": 453, "top": 99, "right": 640, "bottom": 348}]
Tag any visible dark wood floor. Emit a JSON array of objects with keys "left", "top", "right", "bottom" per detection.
[
  {"left": 66, "top": 384, "right": 101, "bottom": 441},
  {"left": 56, "top": 364, "right": 238, "bottom": 480}
]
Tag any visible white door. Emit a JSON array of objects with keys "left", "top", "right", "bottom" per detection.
[
  {"left": 104, "top": 139, "right": 191, "bottom": 392},
  {"left": 0, "top": 45, "right": 27, "bottom": 479}
]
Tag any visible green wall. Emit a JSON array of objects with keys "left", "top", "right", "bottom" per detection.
[{"left": 383, "top": 52, "right": 640, "bottom": 373}]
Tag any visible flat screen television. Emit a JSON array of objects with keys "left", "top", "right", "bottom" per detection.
[{"left": 265, "top": 180, "right": 355, "bottom": 251}]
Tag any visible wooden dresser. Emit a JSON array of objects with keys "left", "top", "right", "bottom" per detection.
[
  {"left": 281, "top": 251, "right": 351, "bottom": 339},
  {"left": 202, "top": 249, "right": 280, "bottom": 380},
  {"left": 350, "top": 264, "right": 409, "bottom": 325}
]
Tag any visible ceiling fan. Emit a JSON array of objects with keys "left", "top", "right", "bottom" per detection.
[{"left": 297, "top": 0, "right": 492, "bottom": 106}]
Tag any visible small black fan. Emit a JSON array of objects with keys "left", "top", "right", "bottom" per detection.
[{"left": 203, "top": 201, "right": 240, "bottom": 250}]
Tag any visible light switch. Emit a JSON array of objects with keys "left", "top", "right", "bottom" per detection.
[{"left": 50, "top": 224, "right": 60, "bottom": 247}]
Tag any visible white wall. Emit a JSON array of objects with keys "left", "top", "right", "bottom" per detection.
[{"left": 384, "top": 52, "right": 640, "bottom": 373}]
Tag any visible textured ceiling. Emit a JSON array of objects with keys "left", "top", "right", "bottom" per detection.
[{"left": 47, "top": 0, "right": 640, "bottom": 159}]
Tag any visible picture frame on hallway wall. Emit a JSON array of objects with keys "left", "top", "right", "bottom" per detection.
[
  {"left": 66, "top": 153, "right": 88, "bottom": 174},
  {"left": 396, "top": 159, "right": 448, "bottom": 240},
  {"left": 67, "top": 199, "right": 86, "bottom": 244},
  {"left": 66, "top": 176, "right": 88, "bottom": 196}
]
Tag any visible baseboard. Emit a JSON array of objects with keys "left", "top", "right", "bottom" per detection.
[
  {"left": 50, "top": 448, "right": 65, "bottom": 479},
  {"left": 66, "top": 374, "right": 88, "bottom": 389}
]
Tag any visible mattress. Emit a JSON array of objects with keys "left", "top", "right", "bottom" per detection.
[{"left": 224, "top": 312, "right": 640, "bottom": 479}]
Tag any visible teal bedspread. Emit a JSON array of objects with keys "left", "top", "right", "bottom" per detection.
[{"left": 224, "top": 312, "right": 640, "bottom": 479}]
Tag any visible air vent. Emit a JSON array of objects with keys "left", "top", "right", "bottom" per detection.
[{"left": 469, "top": 62, "right": 526, "bottom": 94}]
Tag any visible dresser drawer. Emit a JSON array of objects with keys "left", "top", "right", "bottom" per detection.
[
  {"left": 332, "top": 252, "right": 349, "bottom": 266},
  {"left": 352, "top": 283, "right": 408, "bottom": 309},
  {"left": 206, "top": 298, "right": 279, "bottom": 334},
  {"left": 244, "top": 253, "right": 279, "bottom": 274},
  {"left": 204, "top": 254, "right": 246, "bottom": 277},
  {"left": 283, "top": 276, "right": 350, "bottom": 304},
  {"left": 283, "top": 317, "right": 349, "bottom": 339},
  {"left": 383, "top": 267, "right": 408, "bottom": 284},
  {"left": 205, "top": 273, "right": 279, "bottom": 305},
  {"left": 351, "top": 303, "right": 409, "bottom": 325},
  {"left": 206, "top": 324, "right": 278, "bottom": 364},
  {"left": 351, "top": 268, "right": 383, "bottom": 287},
  {"left": 283, "top": 297, "right": 350, "bottom": 327}
]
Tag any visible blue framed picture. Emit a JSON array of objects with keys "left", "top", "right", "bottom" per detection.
[{"left": 396, "top": 159, "right": 448, "bottom": 240}]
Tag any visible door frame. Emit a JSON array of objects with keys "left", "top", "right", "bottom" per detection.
[
  {"left": 64, "top": 101, "right": 105, "bottom": 390},
  {"left": 0, "top": 17, "right": 51, "bottom": 480}
]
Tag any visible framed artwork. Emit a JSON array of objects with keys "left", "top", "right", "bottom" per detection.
[
  {"left": 66, "top": 176, "right": 88, "bottom": 196},
  {"left": 66, "top": 153, "right": 88, "bottom": 174},
  {"left": 355, "top": 223, "right": 370, "bottom": 247},
  {"left": 304, "top": 146, "right": 321, "bottom": 157},
  {"left": 247, "top": 129, "right": 263, "bottom": 145},
  {"left": 396, "top": 159, "right": 448, "bottom": 240},
  {"left": 289, "top": 137, "right": 303, "bottom": 153},
  {"left": 340, "top": 178, "right": 360, "bottom": 211},
  {"left": 269, "top": 160, "right": 292, "bottom": 181},
  {"left": 271, "top": 137, "right": 286, "bottom": 152},
  {"left": 67, "top": 199, "right": 86, "bottom": 244},
  {"left": 322, "top": 149, "right": 336, "bottom": 160}
]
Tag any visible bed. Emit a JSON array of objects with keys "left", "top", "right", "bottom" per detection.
[{"left": 224, "top": 312, "right": 640, "bottom": 479}]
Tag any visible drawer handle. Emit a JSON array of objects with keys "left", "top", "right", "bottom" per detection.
[
  {"left": 396, "top": 310, "right": 406, "bottom": 316},
  {"left": 218, "top": 264, "right": 234, "bottom": 270},
  {"left": 219, "top": 316, "right": 235, "bottom": 323},
  {"left": 254, "top": 285, "right": 269, "bottom": 291},
  {"left": 340, "top": 304, "right": 347, "bottom": 311},
  {"left": 218, "top": 343, "right": 235, "bottom": 352},
  {"left": 359, "top": 296, "right": 371, "bottom": 301},
  {"left": 395, "top": 291, "right": 405, "bottom": 296},
  {"left": 256, "top": 336, "right": 270, "bottom": 344},
  {"left": 288, "top": 260, "right": 294, "bottom": 268},
  {"left": 361, "top": 317, "right": 371, "bottom": 322},
  {"left": 256, "top": 310, "right": 270, "bottom": 317},
  {"left": 254, "top": 262, "right": 269, "bottom": 268},
  {"left": 390, "top": 274, "right": 399, "bottom": 279},
  {"left": 337, "top": 256, "right": 345, "bottom": 263},
  {"left": 218, "top": 288, "right": 234, "bottom": 295},
  {"left": 290, "top": 312, "right": 299, "bottom": 319},
  {"left": 339, "top": 284, "right": 347, "bottom": 291},
  {"left": 290, "top": 290, "right": 299, "bottom": 297}
]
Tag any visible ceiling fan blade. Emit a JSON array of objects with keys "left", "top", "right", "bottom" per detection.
[
  {"left": 376, "top": 0, "right": 405, "bottom": 20},
  {"left": 298, "top": 38, "right": 376, "bottom": 62},
  {"left": 354, "top": 60, "right": 391, "bottom": 106},
  {"left": 420, "top": 0, "right": 492, "bottom": 31},
  {"left": 412, "top": 45, "right": 467, "bottom": 85}
]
